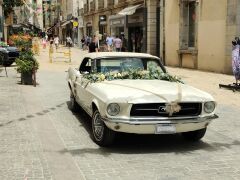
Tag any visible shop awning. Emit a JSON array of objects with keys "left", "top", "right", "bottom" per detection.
[
  {"left": 118, "top": 4, "right": 143, "bottom": 16},
  {"left": 61, "top": 20, "right": 72, "bottom": 27}
]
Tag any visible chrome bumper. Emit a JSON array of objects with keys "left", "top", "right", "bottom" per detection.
[
  {"left": 103, "top": 114, "right": 218, "bottom": 134},
  {"left": 103, "top": 114, "right": 218, "bottom": 125}
]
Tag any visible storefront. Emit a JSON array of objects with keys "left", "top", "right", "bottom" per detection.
[
  {"left": 126, "top": 9, "right": 144, "bottom": 53},
  {"left": 109, "top": 15, "right": 125, "bottom": 37},
  {"left": 116, "top": 4, "right": 145, "bottom": 53},
  {"left": 99, "top": 15, "right": 107, "bottom": 36},
  {"left": 86, "top": 22, "right": 92, "bottom": 36}
]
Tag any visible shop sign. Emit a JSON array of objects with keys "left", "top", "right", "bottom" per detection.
[
  {"left": 128, "top": 14, "right": 143, "bottom": 24},
  {"left": 100, "top": 21, "right": 107, "bottom": 25},
  {"left": 110, "top": 19, "right": 124, "bottom": 26},
  {"left": 73, "top": 21, "right": 78, "bottom": 27}
]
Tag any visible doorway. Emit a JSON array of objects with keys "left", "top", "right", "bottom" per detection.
[{"left": 128, "top": 27, "right": 143, "bottom": 52}]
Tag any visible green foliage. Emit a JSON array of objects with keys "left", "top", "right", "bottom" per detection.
[
  {"left": 15, "top": 50, "right": 39, "bottom": 73},
  {"left": 3, "top": 0, "right": 23, "bottom": 17},
  {"left": 0, "top": 41, "right": 7, "bottom": 47},
  {"left": 83, "top": 68, "right": 183, "bottom": 84}
]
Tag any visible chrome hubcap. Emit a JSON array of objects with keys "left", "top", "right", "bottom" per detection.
[{"left": 93, "top": 112, "right": 104, "bottom": 141}]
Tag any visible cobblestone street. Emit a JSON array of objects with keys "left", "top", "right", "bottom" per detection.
[{"left": 1, "top": 47, "right": 240, "bottom": 180}]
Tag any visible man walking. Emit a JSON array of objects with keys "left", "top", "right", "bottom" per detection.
[
  {"left": 54, "top": 35, "right": 59, "bottom": 50},
  {"left": 106, "top": 34, "right": 114, "bottom": 51},
  {"left": 113, "top": 35, "right": 122, "bottom": 52}
]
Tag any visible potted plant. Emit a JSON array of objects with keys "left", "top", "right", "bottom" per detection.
[{"left": 15, "top": 50, "right": 39, "bottom": 85}]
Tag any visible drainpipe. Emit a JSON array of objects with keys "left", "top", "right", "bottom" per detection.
[
  {"left": 143, "top": 0, "right": 147, "bottom": 53},
  {"left": 156, "top": 0, "right": 161, "bottom": 57}
]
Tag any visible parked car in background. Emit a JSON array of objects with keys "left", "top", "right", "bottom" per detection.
[
  {"left": 67, "top": 52, "right": 218, "bottom": 146},
  {"left": 0, "top": 41, "right": 20, "bottom": 66}
]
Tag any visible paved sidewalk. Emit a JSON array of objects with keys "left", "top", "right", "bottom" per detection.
[{"left": 1, "top": 49, "right": 240, "bottom": 180}]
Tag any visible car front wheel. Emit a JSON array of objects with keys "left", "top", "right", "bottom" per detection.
[
  {"left": 182, "top": 128, "right": 207, "bottom": 141},
  {"left": 92, "top": 109, "right": 115, "bottom": 146}
]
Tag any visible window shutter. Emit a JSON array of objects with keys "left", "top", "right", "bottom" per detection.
[{"left": 180, "top": 2, "right": 189, "bottom": 49}]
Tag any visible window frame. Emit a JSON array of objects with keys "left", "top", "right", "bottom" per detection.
[{"left": 180, "top": 0, "right": 197, "bottom": 50}]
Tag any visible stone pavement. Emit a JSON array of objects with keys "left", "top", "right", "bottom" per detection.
[{"left": 0, "top": 47, "right": 240, "bottom": 180}]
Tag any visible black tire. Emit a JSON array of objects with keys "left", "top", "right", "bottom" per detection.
[
  {"left": 182, "top": 128, "right": 207, "bottom": 141},
  {"left": 92, "top": 109, "right": 115, "bottom": 146},
  {"left": 70, "top": 92, "right": 80, "bottom": 112}
]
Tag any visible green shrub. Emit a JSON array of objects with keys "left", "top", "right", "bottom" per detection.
[{"left": 15, "top": 50, "right": 39, "bottom": 73}]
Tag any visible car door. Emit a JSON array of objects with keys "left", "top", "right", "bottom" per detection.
[{"left": 75, "top": 58, "right": 94, "bottom": 114}]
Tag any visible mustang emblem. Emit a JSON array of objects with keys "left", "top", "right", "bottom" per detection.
[
  {"left": 158, "top": 102, "right": 181, "bottom": 116},
  {"left": 158, "top": 106, "right": 166, "bottom": 113}
]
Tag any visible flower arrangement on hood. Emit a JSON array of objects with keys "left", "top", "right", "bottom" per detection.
[{"left": 83, "top": 68, "right": 183, "bottom": 84}]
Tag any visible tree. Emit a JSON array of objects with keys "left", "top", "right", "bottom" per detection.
[{"left": 3, "top": 0, "right": 23, "bottom": 17}]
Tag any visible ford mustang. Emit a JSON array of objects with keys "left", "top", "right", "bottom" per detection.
[{"left": 67, "top": 52, "right": 218, "bottom": 146}]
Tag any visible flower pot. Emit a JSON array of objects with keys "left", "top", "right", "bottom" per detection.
[{"left": 21, "top": 71, "right": 33, "bottom": 85}]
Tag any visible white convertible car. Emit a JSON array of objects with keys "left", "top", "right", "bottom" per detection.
[{"left": 67, "top": 52, "right": 218, "bottom": 146}]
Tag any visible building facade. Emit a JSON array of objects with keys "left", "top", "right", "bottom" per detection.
[
  {"left": 164, "top": 0, "right": 237, "bottom": 74},
  {"left": 0, "top": 0, "right": 3, "bottom": 40},
  {"left": 56, "top": 0, "right": 81, "bottom": 44},
  {"left": 82, "top": 0, "right": 161, "bottom": 55}
]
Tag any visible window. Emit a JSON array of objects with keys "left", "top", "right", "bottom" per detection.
[
  {"left": 180, "top": 1, "right": 196, "bottom": 49},
  {"left": 96, "top": 58, "right": 165, "bottom": 74},
  {"left": 80, "top": 58, "right": 94, "bottom": 73}
]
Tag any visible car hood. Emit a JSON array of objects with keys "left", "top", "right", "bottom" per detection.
[{"left": 86, "top": 79, "right": 214, "bottom": 103}]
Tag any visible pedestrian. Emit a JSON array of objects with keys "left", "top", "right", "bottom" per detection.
[
  {"left": 106, "top": 34, "right": 114, "bottom": 51},
  {"left": 94, "top": 35, "right": 100, "bottom": 50},
  {"left": 45, "top": 34, "right": 48, "bottom": 42},
  {"left": 88, "top": 36, "right": 99, "bottom": 53},
  {"left": 42, "top": 38, "right": 47, "bottom": 49},
  {"left": 54, "top": 35, "right": 59, "bottom": 50},
  {"left": 86, "top": 36, "right": 91, "bottom": 47},
  {"left": 232, "top": 38, "right": 240, "bottom": 84},
  {"left": 66, "top": 36, "right": 73, "bottom": 47},
  {"left": 113, "top": 35, "right": 122, "bottom": 52},
  {"left": 81, "top": 36, "right": 85, "bottom": 49},
  {"left": 120, "top": 34, "right": 127, "bottom": 52}
]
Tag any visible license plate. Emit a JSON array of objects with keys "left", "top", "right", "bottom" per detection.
[{"left": 155, "top": 124, "right": 176, "bottom": 134}]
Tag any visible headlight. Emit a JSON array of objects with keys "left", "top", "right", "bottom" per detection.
[
  {"left": 107, "top": 103, "right": 120, "bottom": 116},
  {"left": 204, "top": 101, "right": 215, "bottom": 113}
]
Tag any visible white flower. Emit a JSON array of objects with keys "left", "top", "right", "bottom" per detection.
[
  {"left": 117, "top": 73, "right": 122, "bottom": 77},
  {"left": 100, "top": 74, "right": 105, "bottom": 81}
]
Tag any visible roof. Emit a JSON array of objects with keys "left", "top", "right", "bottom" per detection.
[{"left": 83, "top": 52, "right": 160, "bottom": 59}]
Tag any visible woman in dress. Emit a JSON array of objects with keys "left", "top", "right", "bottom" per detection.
[{"left": 232, "top": 38, "right": 240, "bottom": 84}]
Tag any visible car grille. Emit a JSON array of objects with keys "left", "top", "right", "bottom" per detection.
[{"left": 130, "top": 103, "right": 202, "bottom": 117}]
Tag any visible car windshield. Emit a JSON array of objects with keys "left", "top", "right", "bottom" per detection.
[{"left": 96, "top": 57, "right": 164, "bottom": 73}]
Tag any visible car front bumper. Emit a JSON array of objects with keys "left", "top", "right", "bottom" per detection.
[{"left": 103, "top": 114, "right": 218, "bottom": 134}]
